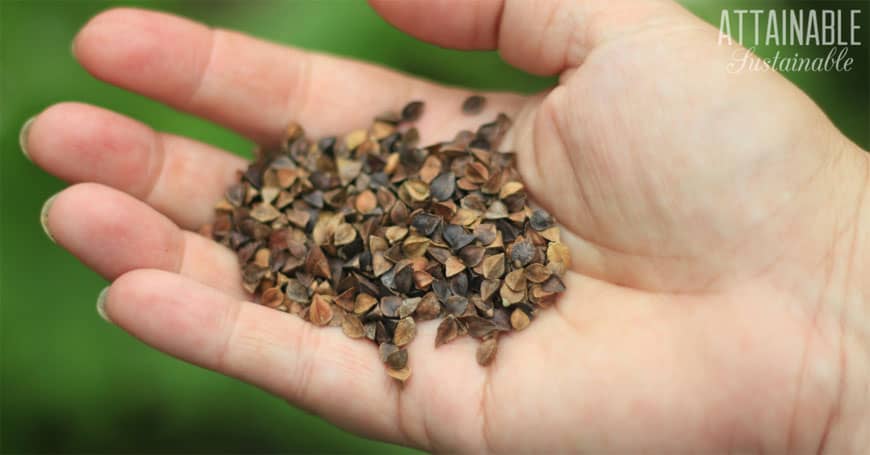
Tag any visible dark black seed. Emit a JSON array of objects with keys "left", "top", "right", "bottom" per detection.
[
  {"left": 318, "top": 136, "right": 337, "bottom": 156},
  {"left": 427, "top": 246, "right": 451, "bottom": 264},
  {"left": 458, "top": 245, "right": 485, "bottom": 267},
  {"left": 225, "top": 183, "right": 245, "bottom": 207},
  {"left": 448, "top": 271, "right": 469, "bottom": 296},
  {"left": 462, "top": 95, "right": 486, "bottom": 115},
  {"left": 443, "top": 224, "right": 475, "bottom": 251},
  {"left": 302, "top": 190, "right": 324, "bottom": 209},
  {"left": 380, "top": 267, "right": 396, "bottom": 290},
  {"left": 469, "top": 137, "right": 490, "bottom": 149},
  {"left": 529, "top": 209, "right": 554, "bottom": 231},
  {"left": 542, "top": 275, "right": 566, "bottom": 293},
  {"left": 380, "top": 296, "right": 403, "bottom": 318},
  {"left": 432, "top": 279, "right": 451, "bottom": 303},
  {"left": 401, "top": 101, "right": 424, "bottom": 122},
  {"left": 491, "top": 308, "right": 512, "bottom": 331},
  {"left": 375, "top": 321, "right": 390, "bottom": 343},
  {"left": 495, "top": 219, "right": 520, "bottom": 243},
  {"left": 369, "top": 172, "right": 390, "bottom": 188},
  {"left": 460, "top": 315, "right": 498, "bottom": 338},
  {"left": 394, "top": 264, "right": 414, "bottom": 294},
  {"left": 310, "top": 171, "right": 339, "bottom": 190},
  {"left": 444, "top": 296, "right": 469, "bottom": 316},
  {"left": 381, "top": 132, "right": 402, "bottom": 154},
  {"left": 243, "top": 165, "right": 264, "bottom": 189},
  {"left": 385, "top": 347, "right": 408, "bottom": 369},
  {"left": 430, "top": 172, "right": 456, "bottom": 202},
  {"left": 510, "top": 238, "right": 536, "bottom": 267},
  {"left": 411, "top": 212, "right": 442, "bottom": 236}
]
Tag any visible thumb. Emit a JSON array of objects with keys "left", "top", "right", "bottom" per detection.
[{"left": 368, "top": 0, "right": 693, "bottom": 75}]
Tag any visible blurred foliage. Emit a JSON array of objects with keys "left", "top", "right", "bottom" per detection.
[{"left": 0, "top": 0, "right": 866, "bottom": 453}]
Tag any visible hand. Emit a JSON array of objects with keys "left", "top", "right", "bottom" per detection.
[{"left": 25, "top": 0, "right": 869, "bottom": 452}]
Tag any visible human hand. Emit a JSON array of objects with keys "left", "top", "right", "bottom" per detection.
[{"left": 23, "top": 0, "right": 869, "bottom": 452}]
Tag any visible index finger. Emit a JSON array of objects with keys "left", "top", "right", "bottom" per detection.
[{"left": 72, "top": 8, "right": 526, "bottom": 144}]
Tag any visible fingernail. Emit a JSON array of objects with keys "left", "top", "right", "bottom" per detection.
[
  {"left": 96, "top": 287, "right": 112, "bottom": 323},
  {"left": 19, "top": 116, "right": 35, "bottom": 162},
  {"left": 40, "top": 193, "right": 58, "bottom": 243}
]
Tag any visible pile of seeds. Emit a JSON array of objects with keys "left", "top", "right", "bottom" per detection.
[{"left": 204, "top": 98, "right": 569, "bottom": 382}]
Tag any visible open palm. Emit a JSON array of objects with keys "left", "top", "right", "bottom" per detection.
[{"left": 27, "top": 1, "right": 869, "bottom": 452}]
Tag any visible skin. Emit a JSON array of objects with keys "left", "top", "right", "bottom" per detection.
[{"left": 24, "top": 0, "right": 868, "bottom": 452}]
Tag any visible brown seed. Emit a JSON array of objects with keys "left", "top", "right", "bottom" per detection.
[
  {"left": 435, "top": 316, "right": 460, "bottom": 347},
  {"left": 402, "top": 179, "right": 430, "bottom": 202},
  {"left": 393, "top": 317, "right": 417, "bottom": 346},
  {"left": 384, "top": 152, "right": 400, "bottom": 175},
  {"left": 451, "top": 208, "right": 481, "bottom": 226},
  {"left": 385, "top": 226, "right": 409, "bottom": 244},
  {"left": 344, "top": 130, "right": 368, "bottom": 151},
  {"left": 379, "top": 342, "right": 399, "bottom": 362},
  {"left": 499, "top": 181, "right": 524, "bottom": 199},
  {"left": 480, "top": 279, "right": 500, "bottom": 301},
  {"left": 354, "top": 293, "right": 378, "bottom": 314},
  {"left": 260, "top": 186, "right": 280, "bottom": 205},
  {"left": 415, "top": 292, "right": 442, "bottom": 320},
  {"left": 500, "top": 282, "right": 526, "bottom": 306},
  {"left": 547, "top": 242, "right": 571, "bottom": 269},
  {"left": 355, "top": 190, "right": 378, "bottom": 214},
  {"left": 254, "top": 248, "right": 271, "bottom": 268},
  {"left": 402, "top": 235, "right": 431, "bottom": 258},
  {"left": 401, "top": 101, "right": 424, "bottom": 122},
  {"left": 342, "top": 315, "right": 366, "bottom": 338},
  {"left": 412, "top": 270, "right": 433, "bottom": 290},
  {"left": 286, "top": 209, "right": 311, "bottom": 228},
  {"left": 419, "top": 155, "right": 442, "bottom": 183},
  {"left": 250, "top": 203, "right": 281, "bottom": 223},
  {"left": 305, "top": 245, "right": 332, "bottom": 279},
  {"left": 370, "top": 121, "right": 395, "bottom": 140},
  {"left": 462, "top": 316, "right": 499, "bottom": 338},
  {"left": 510, "top": 308, "right": 530, "bottom": 330},
  {"left": 476, "top": 337, "right": 498, "bottom": 366},
  {"left": 444, "top": 255, "right": 466, "bottom": 278},
  {"left": 372, "top": 252, "right": 392, "bottom": 277},
  {"left": 505, "top": 269, "right": 527, "bottom": 292},
  {"left": 309, "top": 294, "right": 334, "bottom": 326},
  {"left": 525, "top": 263, "right": 552, "bottom": 283},
  {"left": 261, "top": 287, "right": 284, "bottom": 308},
  {"left": 458, "top": 245, "right": 485, "bottom": 267},
  {"left": 540, "top": 226, "right": 561, "bottom": 242},
  {"left": 474, "top": 223, "right": 498, "bottom": 245},
  {"left": 462, "top": 95, "right": 486, "bottom": 115},
  {"left": 484, "top": 201, "right": 509, "bottom": 220},
  {"left": 482, "top": 253, "right": 506, "bottom": 279},
  {"left": 386, "top": 365, "right": 412, "bottom": 382},
  {"left": 333, "top": 223, "right": 357, "bottom": 246},
  {"left": 398, "top": 297, "right": 421, "bottom": 318},
  {"left": 334, "top": 288, "right": 356, "bottom": 312}
]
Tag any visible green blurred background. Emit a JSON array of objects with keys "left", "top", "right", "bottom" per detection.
[{"left": 0, "top": 0, "right": 867, "bottom": 453}]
